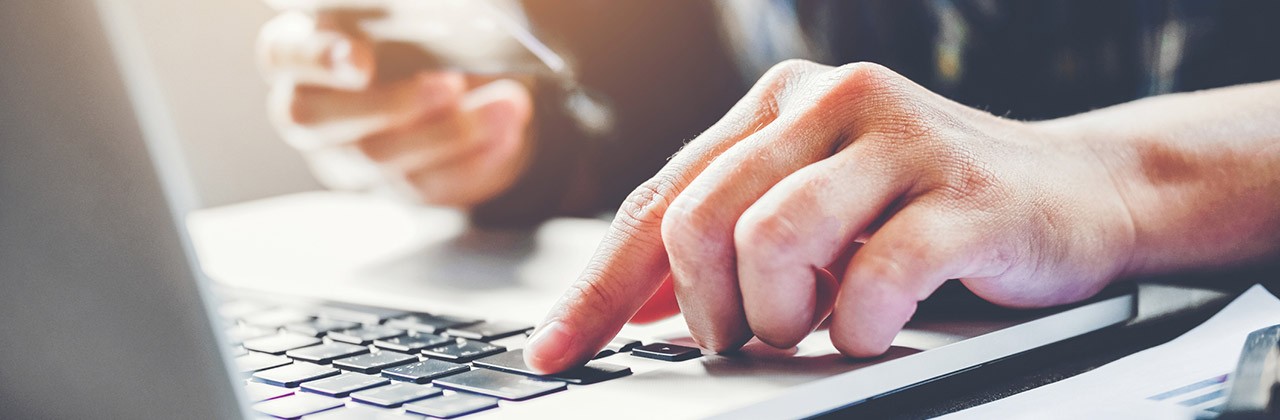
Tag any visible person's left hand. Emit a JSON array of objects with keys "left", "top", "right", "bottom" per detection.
[
  {"left": 524, "top": 60, "right": 1139, "bottom": 373},
  {"left": 256, "top": 8, "right": 536, "bottom": 207}
]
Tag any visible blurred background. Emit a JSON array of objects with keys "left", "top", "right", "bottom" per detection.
[
  {"left": 108, "top": 0, "right": 1280, "bottom": 213},
  {"left": 116, "top": 0, "right": 319, "bottom": 208}
]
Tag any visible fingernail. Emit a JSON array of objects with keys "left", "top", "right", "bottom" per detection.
[{"left": 525, "top": 321, "right": 576, "bottom": 371}]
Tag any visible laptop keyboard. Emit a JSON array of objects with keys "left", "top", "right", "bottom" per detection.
[{"left": 220, "top": 298, "right": 698, "bottom": 419}]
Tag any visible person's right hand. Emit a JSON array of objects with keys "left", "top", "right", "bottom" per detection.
[
  {"left": 524, "top": 60, "right": 1141, "bottom": 374},
  {"left": 257, "top": 9, "right": 534, "bottom": 207}
]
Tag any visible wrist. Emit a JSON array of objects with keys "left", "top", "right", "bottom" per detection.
[
  {"left": 1045, "top": 117, "right": 1150, "bottom": 278},
  {"left": 1020, "top": 116, "right": 1144, "bottom": 284},
  {"left": 1039, "top": 106, "right": 1280, "bottom": 278}
]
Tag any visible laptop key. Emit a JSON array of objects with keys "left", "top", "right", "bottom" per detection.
[
  {"left": 432, "top": 369, "right": 567, "bottom": 400},
  {"left": 375, "top": 332, "right": 451, "bottom": 353},
  {"left": 549, "top": 362, "right": 633, "bottom": 385},
  {"left": 301, "top": 372, "right": 391, "bottom": 397},
  {"left": 253, "top": 363, "right": 341, "bottom": 388},
  {"left": 403, "top": 393, "right": 498, "bottom": 419},
  {"left": 595, "top": 337, "right": 643, "bottom": 358},
  {"left": 252, "top": 393, "right": 343, "bottom": 419},
  {"left": 445, "top": 321, "right": 533, "bottom": 341},
  {"left": 244, "top": 333, "right": 322, "bottom": 355},
  {"left": 284, "top": 319, "right": 358, "bottom": 337},
  {"left": 386, "top": 314, "right": 480, "bottom": 334},
  {"left": 421, "top": 339, "right": 504, "bottom": 363},
  {"left": 286, "top": 342, "right": 369, "bottom": 364},
  {"left": 487, "top": 333, "right": 528, "bottom": 350},
  {"left": 606, "top": 337, "right": 643, "bottom": 353},
  {"left": 333, "top": 351, "right": 418, "bottom": 374},
  {"left": 329, "top": 326, "right": 405, "bottom": 345},
  {"left": 245, "top": 381, "right": 293, "bottom": 402},
  {"left": 316, "top": 303, "right": 409, "bottom": 325},
  {"left": 631, "top": 342, "right": 702, "bottom": 362},
  {"left": 381, "top": 360, "right": 469, "bottom": 384},
  {"left": 351, "top": 382, "right": 443, "bottom": 407},
  {"left": 474, "top": 349, "right": 632, "bottom": 385},
  {"left": 305, "top": 404, "right": 426, "bottom": 420},
  {"left": 236, "top": 352, "right": 293, "bottom": 373}
]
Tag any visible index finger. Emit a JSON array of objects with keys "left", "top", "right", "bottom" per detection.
[{"left": 523, "top": 78, "right": 787, "bottom": 374}]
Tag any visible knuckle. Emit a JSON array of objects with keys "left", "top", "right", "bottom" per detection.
[
  {"left": 755, "top": 59, "right": 825, "bottom": 103},
  {"left": 835, "top": 61, "right": 897, "bottom": 84},
  {"left": 661, "top": 193, "right": 724, "bottom": 253},
  {"left": 769, "top": 62, "right": 914, "bottom": 141},
  {"left": 734, "top": 211, "right": 803, "bottom": 260},
  {"left": 854, "top": 252, "right": 913, "bottom": 285},
  {"left": 615, "top": 173, "right": 681, "bottom": 237},
  {"left": 856, "top": 247, "right": 937, "bottom": 301},
  {"left": 727, "top": 60, "right": 830, "bottom": 136},
  {"left": 761, "top": 59, "right": 821, "bottom": 86},
  {"left": 825, "top": 62, "right": 908, "bottom": 110},
  {"left": 834, "top": 62, "right": 899, "bottom": 92},
  {"left": 562, "top": 270, "right": 624, "bottom": 320}
]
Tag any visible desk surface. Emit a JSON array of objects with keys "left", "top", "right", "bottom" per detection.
[{"left": 188, "top": 191, "right": 608, "bottom": 321}]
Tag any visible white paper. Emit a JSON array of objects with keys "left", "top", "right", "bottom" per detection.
[{"left": 943, "top": 285, "right": 1280, "bottom": 419}]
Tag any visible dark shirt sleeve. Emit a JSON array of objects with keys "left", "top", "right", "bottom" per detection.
[{"left": 471, "top": 0, "right": 747, "bottom": 226}]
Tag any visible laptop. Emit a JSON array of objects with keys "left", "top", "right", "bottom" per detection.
[{"left": 0, "top": 2, "right": 1135, "bottom": 419}]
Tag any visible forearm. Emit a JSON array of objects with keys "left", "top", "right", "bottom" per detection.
[{"left": 1040, "top": 81, "right": 1280, "bottom": 277}]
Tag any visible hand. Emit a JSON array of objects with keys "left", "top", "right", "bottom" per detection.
[
  {"left": 257, "top": 9, "right": 534, "bottom": 207},
  {"left": 524, "top": 60, "right": 1139, "bottom": 373}
]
